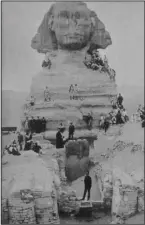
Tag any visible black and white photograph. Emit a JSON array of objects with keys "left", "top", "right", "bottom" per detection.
[{"left": 1, "top": 0, "right": 144, "bottom": 224}]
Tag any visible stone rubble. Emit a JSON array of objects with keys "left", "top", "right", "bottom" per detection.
[{"left": 93, "top": 138, "right": 144, "bottom": 222}]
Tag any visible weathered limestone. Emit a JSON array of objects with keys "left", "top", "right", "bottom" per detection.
[
  {"left": 23, "top": 1, "right": 117, "bottom": 131},
  {"left": 93, "top": 135, "right": 144, "bottom": 222},
  {"left": 2, "top": 151, "right": 60, "bottom": 224}
]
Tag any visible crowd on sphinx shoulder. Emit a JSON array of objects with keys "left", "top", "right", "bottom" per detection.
[{"left": 84, "top": 49, "right": 116, "bottom": 81}]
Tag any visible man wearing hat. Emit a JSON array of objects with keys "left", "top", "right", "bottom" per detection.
[{"left": 56, "top": 124, "right": 68, "bottom": 149}]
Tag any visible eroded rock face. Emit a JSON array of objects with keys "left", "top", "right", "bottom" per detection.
[
  {"left": 65, "top": 139, "right": 90, "bottom": 181},
  {"left": 31, "top": 2, "right": 112, "bottom": 53}
]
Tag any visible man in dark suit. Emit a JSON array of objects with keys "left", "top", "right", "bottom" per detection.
[
  {"left": 56, "top": 125, "right": 68, "bottom": 149},
  {"left": 82, "top": 171, "right": 92, "bottom": 201},
  {"left": 68, "top": 122, "right": 75, "bottom": 139}
]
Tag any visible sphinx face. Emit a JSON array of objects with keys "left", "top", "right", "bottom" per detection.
[
  {"left": 51, "top": 5, "right": 92, "bottom": 50},
  {"left": 31, "top": 2, "right": 112, "bottom": 53}
]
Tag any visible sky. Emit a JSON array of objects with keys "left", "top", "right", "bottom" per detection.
[{"left": 2, "top": 1, "right": 144, "bottom": 92}]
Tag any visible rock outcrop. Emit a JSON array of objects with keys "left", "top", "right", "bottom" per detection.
[
  {"left": 65, "top": 139, "right": 90, "bottom": 181},
  {"left": 93, "top": 129, "right": 144, "bottom": 222},
  {"left": 22, "top": 1, "right": 117, "bottom": 131}
]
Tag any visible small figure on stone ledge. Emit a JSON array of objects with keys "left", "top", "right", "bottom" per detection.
[
  {"left": 42, "top": 52, "right": 52, "bottom": 69},
  {"left": 82, "top": 171, "right": 92, "bottom": 201},
  {"left": 44, "top": 86, "right": 51, "bottom": 102},
  {"left": 69, "top": 84, "right": 74, "bottom": 100}
]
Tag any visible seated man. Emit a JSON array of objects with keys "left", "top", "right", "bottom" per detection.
[
  {"left": 9, "top": 140, "right": 21, "bottom": 156},
  {"left": 42, "top": 52, "right": 52, "bottom": 69},
  {"left": 29, "top": 96, "right": 35, "bottom": 106},
  {"left": 32, "top": 141, "right": 42, "bottom": 154}
]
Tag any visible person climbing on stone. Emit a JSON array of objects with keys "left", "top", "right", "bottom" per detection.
[
  {"left": 44, "top": 86, "right": 51, "bottom": 102},
  {"left": 82, "top": 171, "right": 92, "bottom": 201},
  {"left": 69, "top": 84, "right": 74, "bottom": 100},
  {"left": 56, "top": 124, "right": 68, "bottom": 149},
  {"left": 68, "top": 122, "right": 75, "bottom": 139},
  {"left": 117, "top": 93, "right": 123, "bottom": 106}
]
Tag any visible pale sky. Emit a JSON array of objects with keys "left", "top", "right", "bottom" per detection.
[{"left": 2, "top": 2, "right": 144, "bottom": 92}]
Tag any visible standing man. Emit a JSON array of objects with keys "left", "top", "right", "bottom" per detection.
[
  {"left": 24, "top": 117, "right": 30, "bottom": 133},
  {"left": 56, "top": 125, "right": 67, "bottom": 149},
  {"left": 82, "top": 171, "right": 92, "bottom": 201},
  {"left": 68, "top": 122, "right": 75, "bottom": 139},
  {"left": 87, "top": 113, "right": 93, "bottom": 130},
  {"left": 36, "top": 116, "right": 41, "bottom": 133},
  {"left": 104, "top": 117, "right": 110, "bottom": 133},
  {"left": 41, "top": 117, "right": 46, "bottom": 132},
  {"left": 17, "top": 132, "right": 23, "bottom": 151}
]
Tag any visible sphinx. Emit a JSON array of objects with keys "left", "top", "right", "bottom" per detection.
[{"left": 31, "top": 2, "right": 112, "bottom": 54}]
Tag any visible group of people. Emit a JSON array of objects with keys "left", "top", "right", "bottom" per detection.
[
  {"left": 56, "top": 122, "right": 75, "bottom": 149},
  {"left": 99, "top": 93, "right": 129, "bottom": 133},
  {"left": 84, "top": 50, "right": 116, "bottom": 81},
  {"left": 69, "top": 84, "right": 81, "bottom": 100},
  {"left": 24, "top": 117, "right": 47, "bottom": 133},
  {"left": 4, "top": 131, "right": 43, "bottom": 156}
]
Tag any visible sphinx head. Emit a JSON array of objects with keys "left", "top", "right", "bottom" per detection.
[{"left": 31, "top": 2, "right": 112, "bottom": 53}]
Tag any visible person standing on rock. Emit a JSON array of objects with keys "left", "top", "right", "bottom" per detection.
[
  {"left": 56, "top": 125, "right": 68, "bottom": 149},
  {"left": 68, "top": 122, "right": 75, "bottom": 139},
  {"left": 82, "top": 171, "right": 92, "bottom": 201}
]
